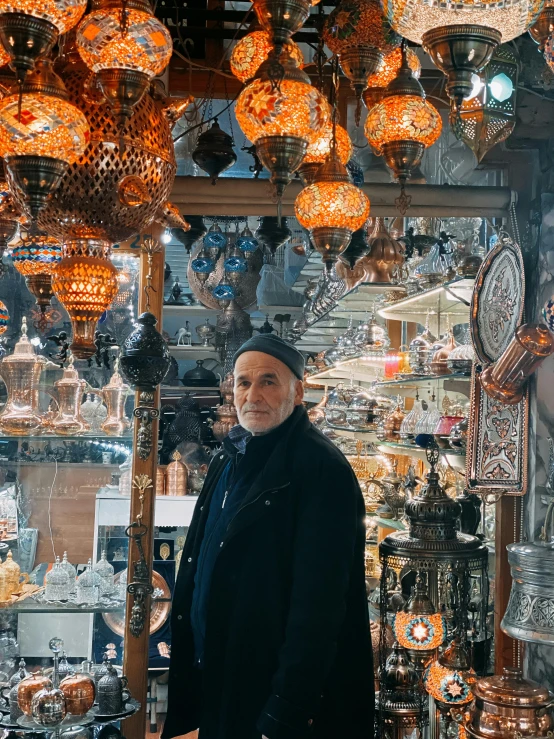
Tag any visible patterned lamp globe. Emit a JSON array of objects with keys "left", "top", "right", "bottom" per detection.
[
  {"left": 235, "top": 50, "right": 330, "bottom": 199},
  {"left": 0, "top": 59, "right": 89, "bottom": 220},
  {"left": 529, "top": 0, "right": 554, "bottom": 49},
  {"left": 0, "top": 0, "right": 87, "bottom": 82},
  {"left": 295, "top": 150, "right": 370, "bottom": 270},
  {"left": 383, "top": 0, "right": 541, "bottom": 106},
  {"left": 423, "top": 638, "right": 477, "bottom": 713},
  {"left": 323, "top": 0, "right": 400, "bottom": 121},
  {"left": 230, "top": 31, "right": 304, "bottom": 83},
  {"left": 191, "top": 249, "right": 216, "bottom": 283},
  {"left": 212, "top": 282, "right": 236, "bottom": 305},
  {"left": 393, "top": 573, "right": 446, "bottom": 674},
  {"left": 77, "top": 0, "right": 173, "bottom": 134},
  {"left": 298, "top": 123, "right": 352, "bottom": 185},
  {"left": 12, "top": 233, "right": 62, "bottom": 312},
  {"left": 0, "top": 299, "right": 8, "bottom": 335},
  {"left": 236, "top": 225, "right": 259, "bottom": 255},
  {"left": 364, "top": 44, "right": 441, "bottom": 210},
  {"left": 203, "top": 222, "right": 228, "bottom": 262},
  {"left": 363, "top": 45, "right": 421, "bottom": 107}
]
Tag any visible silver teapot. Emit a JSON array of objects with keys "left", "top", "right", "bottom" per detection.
[{"left": 501, "top": 500, "right": 554, "bottom": 646}]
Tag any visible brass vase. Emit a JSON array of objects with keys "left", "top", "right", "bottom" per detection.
[{"left": 50, "top": 358, "right": 89, "bottom": 436}]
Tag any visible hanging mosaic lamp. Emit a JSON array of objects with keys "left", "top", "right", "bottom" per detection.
[
  {"left": 363, "top": 45, "right": 421, "bottom": 108},
  {"left": 51, "top": 239, "right": 119, "bottom": 359},
  {"left": 236, "top": 225, "right": 259, "bottom": 257},
  {"left": 0, "top": 184, "right": 22, "bottom": 275},
  {"left": 383, "top": 0, "right": 541, "bottom": 108},
  {"left": 235, "top": 50, "right": 330, "bottom": 202},
  {"left": 323, "top": 0, "right": 399, "bottom": 123},
  {"left": 423, "top": 637, "right": 477, "bottom": 713},
  {"left": 251, "top": 0, "right": 311, "bottom": 47},
  {"left": 393, "top": 573, "right": 446, "bottom": 673},
  {"left": 295, "top": 151, "right": 370, "bottom": 270},
  {"left": 529, "top": 0, "right": 554, "bottom": 49},
  {"left": 224, "top": 245, "right": 248, "bottom": 287},
  {"left": 0, "top": 0, "right": 87, "bottom": 82},
  {"left": 190, "top": 247, "right": 215, "bottom": 284},
  {"left": 12, "top": 233, "right": 61, "bottom": 312},
  {"left": 298, "top": 122, "right": 352, "bottom": 185},
  {"left": 230, "top": 30, "right": 304, "bottom": 83},
  {"left": 0, "top": 59, "right": 89, "bottom": 220},
  {"left": 192, "top": 118, "right": 236, "bottom": 185},
  {"left": 203, "top": 222, "right": 228, "bottom": 261},
  {"left": 364, "top": 44, "right": 441, "bottom": 213},
  {"left": 77, "top": 0, "right": 173, "bottom": 137}
]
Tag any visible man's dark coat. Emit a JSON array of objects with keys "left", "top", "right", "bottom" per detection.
[{"left": 163, "top": 406, "right": 374, "bottom": 739}]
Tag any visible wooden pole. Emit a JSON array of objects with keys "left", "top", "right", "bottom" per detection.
[
  {"left": 494, "top": 495, "right": 521, "bottom": 673},
  {"left": 123, "top": 238, "right": 165, "bottom": 739}
]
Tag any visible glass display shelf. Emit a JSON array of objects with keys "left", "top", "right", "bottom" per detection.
[
  {"left": 304, "top": 356, "right": 387, "bottom": 387},
  {"left": 169, "top": 345, "right": 220, "bottom": 359},
  {"left": 376, "top": 441, "right": 466, "bottom": 469},
  {"left": 377, "top": 277, "right": 474, "bottom": 334},
  {"left": 375, "top": 372, "right": 471, "bottom": 388},
  {"left": 0, "top": 434, "right": 133, "bottom": 441}
]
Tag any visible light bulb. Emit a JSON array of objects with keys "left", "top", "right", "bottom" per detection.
[
  {"left": 161, "top": 229, "right": 172, "bottom": 244},
  {"left": 465, "top": 73, "right": 484, "bottom": 100},
  {"left": 488, "top": 72, "right": 514, "bottom": 102}
]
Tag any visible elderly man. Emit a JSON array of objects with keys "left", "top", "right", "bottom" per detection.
[{"left": 163, "top": 334, "right": 373, "bottom": 739}]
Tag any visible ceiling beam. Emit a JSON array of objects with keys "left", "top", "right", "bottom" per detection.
[{"left": 170, "top": 176, "right": 512, "bottom": 217}]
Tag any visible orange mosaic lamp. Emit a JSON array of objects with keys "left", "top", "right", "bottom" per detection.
[
  {"left": 323, "top": 0, "right": 399, "bottom": 120},
  {"left": 12, "top": 233, "right": 62, "bottom": 312},
  {"left": 364, "top": 43, "right": 441, "bottom": 212},
  {"left": 236, "top": 51, "right": 329, "bottom": 198},
  {"left": 364, "top": 45, "right": 421, "bottom": 107},
  {"left": 423, "top": 638, "right": 477, "bottom": 713},
  {"left": 77, "top": 0, "right": 173, "bottom": 135},
  {"left": 52, "top": 239, "right": 119, "bottom": 359},
  {"left": 0, "top": 0, "right": 87, "bottom": 82},
  {"left": 295, "top": 151, "right": 369, "bottom": 269},
  {"left": 230, "top": 31, "right": 303, "bottom": 83},
  {"left": 298, "top": 123, "right": 352, "bottom": 185},
  {"left": 0, "top": 60, "right": 89, "bottom": 220}
]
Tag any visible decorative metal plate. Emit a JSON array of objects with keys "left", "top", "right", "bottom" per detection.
[
  {"left": 466, "top": 366, "right": 529, "bottom": 497},
  {"left": 102, "top": 570, "right": 170, "bottom": 637},
  {"left": 470, "top": 232, "right": 525, "bottom": 365}
]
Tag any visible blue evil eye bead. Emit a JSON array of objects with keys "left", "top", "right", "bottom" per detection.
[
  {"left": 191, "top": 256, "right": 215, "bottom": 274},
  {"left": 542, "top": 297, "right": 554, "bottom": 333},
  {"left": 236, "top": 227, "right": 258, "bottom": 253},
  {"left": 213, "top": 284, "right": 235, "bottom": 301},
  {"left": 224, "top": 256, "right": 247, "bottom": 273},
  {"left": 203, "top": 223, "right": 228, "bottom": 250}
]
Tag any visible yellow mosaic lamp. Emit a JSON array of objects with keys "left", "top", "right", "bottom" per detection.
[
  {"left": 298, "top": 123, "right": 352, "bottom": 185},
  {"left": 423, "top": 638, "right": 477, "bottom": 713},
  {"left": 363, "top": 45, "right": 421, "bottom": 107},
  {"left": 230, "top": 31, "right": 303, "bottom": 83}
]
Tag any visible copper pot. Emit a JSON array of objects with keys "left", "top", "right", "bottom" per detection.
[
  {"left": 59, "top": 673, "right": 95, "bottom": 716},
  {"left": 17, "top": 674, "right": 52, "bottom": 716},
  {"left": 165, "top": 451, "right": 188, "bottom": 496},
  {"left": 363, "top": 218, "right": 404, "bottom": 284},
  {"left": 212, "top": 403, "right": 238, "bottom": 441},
  {"left": 383, "top": 402, "right": 405, "bottom": 441},
  {"left": 464, "top": 667, "right": 554, "bottom": 739}
]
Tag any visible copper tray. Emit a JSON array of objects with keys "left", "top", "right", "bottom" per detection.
[{"left": 102, "top": 570, "right": 171, "bottom": 637}]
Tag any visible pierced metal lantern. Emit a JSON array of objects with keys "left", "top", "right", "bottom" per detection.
[
  {"left": 192, "top": 119, "right": 237, "bottom": 184},
  {"left": 119, "top": 311, "right": 170, "bottom": 391},
  {"left": 450, "top": 44, "right": 518, "bottom": 162},
  {"left": 379, "top": 443, "right": 489, "bottom": 705}
]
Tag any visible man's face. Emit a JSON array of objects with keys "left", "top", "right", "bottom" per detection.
[{"left": 234, "top": 351, "right": 304, "bottom": 435}]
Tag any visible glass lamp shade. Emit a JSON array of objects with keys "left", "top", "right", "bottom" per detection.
[
  {"left": 323, "top": 0, "right": 399, "bottom": 55},
  {"left": 0, "top": 0, "right": 87, "bottom": 34},
  {"left": 383, "top": 0, "right": 544, "bottom": 44},
  {"left": 212, "top": 283, "right": 236, "bottom": 301},
  {"left": 224, "top": 255, "right": 248, "bottom": 273},
  {"left": 0, "top": 299, "right": 8, "bottom": 335},
  {"left": 0, "top": 93, "right": 89, "bottom": 164},
  {"left": 12, "top": 235, "right": 61, "bottom": 276},
  {"left": 393, "top": 612, "right": 445, "bottom": 651},
  {"left": 203, "top": 223, "right": 228, "bottom": 250},
  {"left": 76, "top": 5, "right": 172, "bottom": 78},
  {"left": 191, "top": 255, "right": 215, "bottom": 273},
  {"left": 51, "top": 239, "right": 119, "bottom": 359},
  {"left": 236, "top": 226, "right": 259, "bottom": 253},
  {"left": 365, "top": 94, "right": 442, "bottom": 155},
  {"left": 423, "top": 639, "right": 477, "bottom": 709},
  {"left": 364, "top": 46, "right": 421, "bottom": 107},
  {"left": 303, "top": 123, "right": 352, "bottom": 165},
  {"left": 230, "top": 31, "right": 303, "bottom": 83},
  {"left": 295, "top": 177, "right": 369, "bottom": 232},
  {"left": 235, "top": 73, "right": 329, "bottom": 144}
]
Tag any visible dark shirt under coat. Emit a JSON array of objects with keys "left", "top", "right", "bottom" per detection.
[{"left": 162, "top": 405, "right": 374, "bottom": 739}]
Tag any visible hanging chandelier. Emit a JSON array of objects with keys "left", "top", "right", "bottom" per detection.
[
  {"left": 230, "top": 31, "right": 304, "bottom": 83},
  {"left": 363, "top": 45, "right": 421, "bottom": 108},
  {"left": 76, "top": 0, "right": 173, "bottom": 139},
  {"left": 51, "top": 238, "right": 118, "bottom": 359},
  {"left": 383, "top": 0, "right": 541, "bottom": 108},
  {"left": 251, "top": 0, "right": 311, "bottom": 47},
  {"left": 423, "top": 638, "right": 477, "bottom": 714},
  {"left": 192, "top": 119, "right": 236, "bottom": 185},
  {"left": 323, "top": 0, "right": 399, "bottom": 123},
  {"left": 0, "top": 58, "right": 89, "bottom": 220},
  {"left": 295, "top": 151, "right": 369, "bottom": 269},
  {"left": 364, "top": 44, "right": 441, "bottom": 213},
  {"left": 450, "top": 44, "right": 518, "bottom": 162},
  {"left": 298, "top": 122, "right": 352, "bottom": 185},
  {"left": 12, "top": 232, "right": 61, "bottom": 313},
  {"left": 235, "top": 51, "right": 329, "bottom": 203},
  {"left": 0, "top": 0, "right": 87, "bottom": 82}
]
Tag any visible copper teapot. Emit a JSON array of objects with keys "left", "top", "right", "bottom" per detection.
[
  {"left": 100, "top": 360, "right": 130, "bottom": 437},
  {"left": 50, "top": 355, "right": 90, "bottom": 435}
]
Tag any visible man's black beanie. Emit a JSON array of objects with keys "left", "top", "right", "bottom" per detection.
[{"left": 233, "top": 334, "right": 305, "bottom": 380}]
